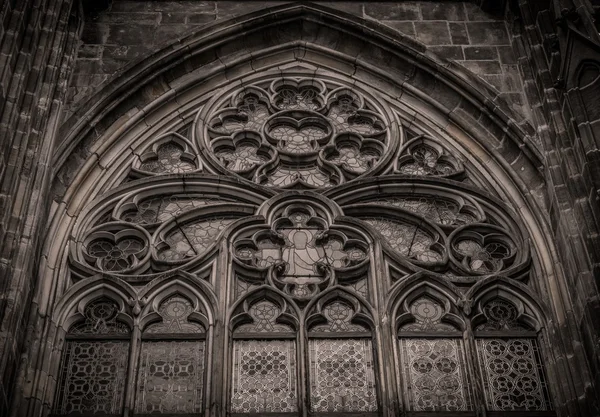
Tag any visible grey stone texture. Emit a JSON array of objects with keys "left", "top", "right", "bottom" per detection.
[
  {"left": 1, "top": 1, "right": 600, "bottom": 417},
  {"left": 65, "top": 1, "right": 527, "bottom": 121}
]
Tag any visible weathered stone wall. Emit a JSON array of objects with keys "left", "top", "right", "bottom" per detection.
[
  {"left": 512, "top": 1, "right": 600, "bottom": 413},
  {"left": 2, "top": 1, "right": 600, "bottom": 416},
  {"left": 0, "top": 1, "right": 80, "bottom": 415},
  {"left": 65, "top": 1, "right": 528, "bottom": 122}
]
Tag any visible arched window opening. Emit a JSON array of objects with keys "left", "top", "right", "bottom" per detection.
[
  {"left": 307, "top": 297, "right": 378, "bottom": 413},
  {"left": 474, "top": 298, "right": 552, "bottom": 412},
  {"left": 230, "top": 297, "right": 298, "bottom": 414},
  {"left": 397, "top": 294, "right": 473, "bottom": 413},
  {"left": 135, "top": 295, "right": 207, "bottom": 415},
  {"left": 54, "top": 298, "right": 131, "bottom": 416}
]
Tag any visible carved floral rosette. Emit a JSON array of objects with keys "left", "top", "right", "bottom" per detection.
[{"left": 197, "top": 78, "right": 392, "bottom": 189}]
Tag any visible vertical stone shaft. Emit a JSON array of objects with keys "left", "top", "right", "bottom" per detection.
[{"left": 0, "top": 0, "right": 79, "bottom": 414}]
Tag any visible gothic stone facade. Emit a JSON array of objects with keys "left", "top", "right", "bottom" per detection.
[{"left": 1, "top": 1, "right": 600, "bottom": 417}]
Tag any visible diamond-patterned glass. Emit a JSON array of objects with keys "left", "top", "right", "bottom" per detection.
[
  {"left": 477, "top": 338, "right": 551, "bottom": 411},
  {"left": 135, "top": 341, "right": 205, "bottom": 414},
  {"left": 400, "top": 339, "right": 472, "bottom": 411},
  {"left": 231, "top": 340, "right": 297, "bottom": 412},
  {"left": 55, "top": 341, "right": 129, "bottom": 415},
  {"left": 309, "top": 339, "right": 377, "bottom": 412}
]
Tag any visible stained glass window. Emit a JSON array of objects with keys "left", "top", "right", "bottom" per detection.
[
  {"left": 54, "top": 299, "right": 130, "bottom": 415},
  {"left": 136, "top": 341, "right": 205, "bottom": 414},
  {"left": 477, "top": 338, "right": 551, "bottom": 411},
  {"left": 309, "top": 339, "right": 377, "bottom": 412},
  {"left": 308, "top": 301, "right": 377, "bottom": 412},
  {"left": 136, "top": 296, "right": 206, "bottom": 414},
  {"left": 398, "top": 297, "right": 473, "bottom": 412},
  {"left": 475, "top": 299, "right": 552, "bottom": 411},
  {"left": 231, "top": 340, "right": 297, "bottom": 413}
]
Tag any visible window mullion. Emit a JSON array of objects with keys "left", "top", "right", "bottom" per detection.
[
  {"left": 463, "top": 323, "right": 488, "bottom": 415},
  {"left": 299, "top": 323, "right": 308, "bottom": 417},
  {"left": 123, "top": 324, "right": 142, "bottom": 416}
]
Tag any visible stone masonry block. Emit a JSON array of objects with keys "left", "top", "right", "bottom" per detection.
[
  {"left": 364, "top": 2, "right": 421, "bottom": 20},
  {"left": 463, "top": 46, "right": 497, "bottom": 60},
  {"left": 449, "top": 22, "right": 469, "bottom": 44},
  {"left": 420, "top": 2, "right": 466, "bottom": 21},
  {"left": 382, "top": 21, "right": 416, "bottom": 38},
  {"left": 414, "top": 21, "right": 451, "bottom": 45},
  {"left": 466, "top": 21, "right": 509, "bottom": 45},
  {"left": 106, "top": 24, "right": 157, "bottom": 45}
]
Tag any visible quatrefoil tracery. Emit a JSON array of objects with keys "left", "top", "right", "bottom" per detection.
[
  {"left": 202, "top": 78, "right": 389, "bottom": 188},
  {"left": 396, "top": 136, "right": 463, "bottom": 178},
  {"left": 234, "top": 207, "right": 368, "bottom": 300}
]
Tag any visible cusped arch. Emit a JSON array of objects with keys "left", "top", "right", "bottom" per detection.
[
  {"left": 386, "top": 272, "right": 464, "bottom": 333},
  {"left": 138, "top": 271, "right": 218, "bottom": 330},
  {"left": 52, "top": 275, "right": 137, "bottom": 331},
  {"left": 465, "top": 275, "right": 550, "bottom": 331},
  {"left": 229, "top": 287, "right": 301, "bottom": 332},
  {"left": 305, "top": 286, "right": 375, "bottom": 331}
]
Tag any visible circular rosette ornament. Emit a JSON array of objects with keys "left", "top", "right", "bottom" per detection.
[
  {"left": 270, "top": 78, "right": 326, "bottom": 112},
  {"left": 264, "top": 110, "right": 332, "bottom": 155},
  {"left": 211, "top": 131, "right": 275, "bottom": 179},
  {"left": 207, "top": 86, "right": 271, "bottom": 135},
  {"left": 396, "top": 136, "right": 464, "bottom": 178},
  {"left": 131, "top": 133, "right": 201, "bottom": 177},
  {"left": 322, "top": 132, "right": 384, "bottom": 178},
  {"left": 449, "top": 224, "right": 519, "bottom": 276},
  {"left": 76, "top": 222, "right": 151, "bottom": 275}
]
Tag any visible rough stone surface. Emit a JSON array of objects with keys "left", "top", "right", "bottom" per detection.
[
  {"left": 1, "top": 2, "right": 600, "bottom": 417},
  {"left": 64, "top": 1, "right": 526, "bottom": 121}
]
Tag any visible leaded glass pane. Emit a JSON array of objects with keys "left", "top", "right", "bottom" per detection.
[
  {"left": 139, "top": 142, "right": 196, "bottom": 174},
  {"left": 135, "top": 341, "right": 205, "bottom": 414},
  {"left": 399, "top": 297, "right": 457, "bottom": 332},
  {"left": 476, "top": 299, "right": 532, "bottom": 331},
  {"left": 477, "top": 338, "right": 551, "bottom": 411},
  {"left": 310, "top": 301, "right": 367, "bottom": 332},
  {"left": 309, "top": 339, "right": 377, "bottom": 412},
  {"left": 231, "top": 340, "right": 297, "bottom": 412},
  {"left": 69, "top": 299, "right": 129, "bottom": 335},
  {"left": 158, "top": 218, "right": 235, "bottom": 261},
  {"left": 55, "top": 341, "right": 128, "bottom": 415},
  {"left": 364, "top": 218, "right": 443, "bottom": 262},
  {"left": 400, "top": 339, "right": 472, "bottom": 411},
  {"left": 235, "top": 300, "right": 293, "bottom": 333},
  {"left": 145, "top": 296, "right": 204, "bottom": 334}
]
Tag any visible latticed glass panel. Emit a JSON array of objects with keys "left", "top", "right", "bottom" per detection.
[
  {"left": 139, "top": 142, "right": 196, "bottom": 173},
  {"left": 476, "top": 299, "right": 532, "bottom": 331},
  {"left": 55, "top": 341, "right": 129, "bottom": 415},
  {"left": 159, "top": 218, "right": 235, "bottom": 261},
  {"left": 477, "top": 338, "right": 551, "bottom": 411},
  {"left": 400, "top": 339, "right": 472, "bottom": 411},
  {"left": 135, "top": 341, "right": 205, "bottom": 414},
  {"left": 69, "top": 299, "right": 129, "bottom": 335},
  {"left": 231, "top": 340, "right": 297, "bottom": 412},
  {"left": 363, "top": 218, "right": 443, "bottom": 263},
  {"left": 309, "top": 339, "right": 377, "bottom": 412}
]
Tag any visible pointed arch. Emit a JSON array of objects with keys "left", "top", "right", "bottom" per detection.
[
  {"left": 52, "top": 275, "right": 136, "bottom": 331},
  {"left": 305, "top": 286, "right": 375, "bottom": 332},
  {"left": 466, "top": 275, "right": 551, "bottom": 327},
  {"left": 138, "top": 271, "right": 218, "bottom": 330}
]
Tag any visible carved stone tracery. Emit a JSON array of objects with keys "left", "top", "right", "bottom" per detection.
[{"left": 56, "top": 70, "right": 549, "bottom": 417}]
